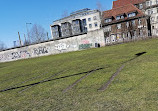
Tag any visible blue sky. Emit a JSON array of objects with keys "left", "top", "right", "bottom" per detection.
[{"left": 0, "top": 0, "right": 114, "bottom": 48}]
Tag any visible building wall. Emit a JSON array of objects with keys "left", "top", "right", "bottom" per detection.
[
  {"left": 50, "top": 10, "right": 101, "bottom": 39},
  {"left": 103, "top": 17, "right": 148, "bottom": 44},
  {"left": 145, "top": 0, "right": 158, "bottom": 36},
  {"left": 150, "top": 13, "right": 158, "bottom": 35},
  {"left": 0, "top": 29, "right": 105, "bottom": 63},
  {"left": 112, "top": 0, "right": 158, "bottom": 36}
]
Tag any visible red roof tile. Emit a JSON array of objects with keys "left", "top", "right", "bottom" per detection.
[
  {"left": 113, "top": 0, "right": 145, "bottom": 9},
  {"left": 102, "top": 4, "right": 145, "bottom": 24}
]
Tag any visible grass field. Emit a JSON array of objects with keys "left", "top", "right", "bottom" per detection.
[{"left": 0, "top": 38, "right": 158, "bottom": 111}]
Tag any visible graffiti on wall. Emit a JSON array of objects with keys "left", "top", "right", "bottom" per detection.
[
  {"left": 0, "top": 54, "right": 9, "bottom": 61},
  {"left": 11, "top": 50, "right": 31, "bottom": 59},
  {"left": 0, "top": 50, "right": 31, "bottom": 61},
  {"left": 55, "top": 43, "right": 69, "bottom": 51},
  {"left": 33, "top": 47, "right": 49, "bottom": 55},
  {"left": 79, "top": 40, "right": 93, "bottom": 49}
]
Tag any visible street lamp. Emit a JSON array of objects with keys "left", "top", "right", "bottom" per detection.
[{"left": 26, "top": 23, "right": 32, "bottom": 44}]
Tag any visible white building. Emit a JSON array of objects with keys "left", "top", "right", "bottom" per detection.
[
  {"left": 145, "top": 0, "right": 158, "bottom": 36},
  {"left": 50, "top": 8, "right": 101, "bottom": 39}
]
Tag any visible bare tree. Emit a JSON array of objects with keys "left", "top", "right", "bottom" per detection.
[
  {"left": 23, "top": 39, "right": 30, "bottom": 46},
  {"left": 29, "top": 24, "right": 47, "bottom": 43},
  {"left": 96, "top": 0, "right": 106, "bottom": 28},
  {"left": 62, "top": 10, "right": 69, "bottom": 18},
  {"left": 96, "top": 0, "right": 104, "bottom": 11},
  {"left": 0, "top": 41, "right": 6, "bottom": 51}
]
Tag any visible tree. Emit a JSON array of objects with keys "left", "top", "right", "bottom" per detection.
[
  {"left": 23, "top": 39, "right": 30, "bottom": 46},
  {"left": 29, "top": 24, "right": 47, "bottom": 43},
  {"left": 96, "top": 0, "right": 106, "bottom": 28},
  {"left": 0, "top": 41, "right": 6, "bottom": 51},
  {"left": 96, "top": 0, "right": 104, "bottom": 11},
  {"left": 61, "top": 10, "right": 69, "bottom": 18}
]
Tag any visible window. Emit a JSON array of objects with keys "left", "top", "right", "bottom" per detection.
[
  {"left": 134, "top": 31, "right": 137, "bottom": 37},
  {"left": 138, "top": 19, "right": 142, "bottom": 25},
  {"left": 128, "top": 32, "right": 131, "bottom": 38},
  {"left": 122, "top": 33, "right": 125, "bottom": 38},
  {"left": 151, "top": 17, "right": 155, "bottom": 22},
  {"left": 82, "top": 19, "right": 87, "bottom": 26},
  {"left": 156, "top": 0, "right": 158, "bottom": 4},
  {"left": 128, "top": 12, "right": 136, "bottom": 17},
  {"left": 150, "top": 1, "right": 152, "bottom": 6},
  {"left": 73, "top": 20, "right": 79, "bottom": 25},
  {"left": 131, "top": 20, "right": 135, "bottom": 26},
  {"left": 134, "top": 5, "right": 138, "bottom": 8},
  {"left": 117, "top": 24, "right": 121, "bottom": 29},
  {"left": 126, "top": 22, "right": 129, "bottom": 28},
  {"left": 116, "top": 15, "right": 124, "bottom": 20},
  {"left": 53, "top": 32, "right": 59, "bottom": 37},
  {"left": 116, "top": 16, "right": 120, "bottom": 20},
  {"left": 88, "top": 18, "right": 91, "bottom": 21},
  {"left": 140, "top": 30, "right": 143, "bottom": 36},
  {"left": 139, "top": 4, "right": 143, "bottom": 9},
  {"left": 104, "top": 18, "right": 112, "bottom": 23},
  {"left": 148, "top": 10, "right": 151, "bottom": 15},
  {"left": 89, "top": 24, "right": 92, "bottom": 28},
  {"left": 104, "top": 26, "right": 111, "bottom": 32},
  {"left": 148, "top": 9, "right": 153, "bottom": 15},
  {"left": 94, "top": 22, "right": 98, "bottom": 27},
  {"left": 121, "top": 15, "right": 124, "bottom": 19},
  {"left": 93, "top": 16, "right": 97, "bottom": 20},
  {"left": 151, "top": 9, "right": 153, "bottom": 14},
  {"left": 146, "top": 1, "right": 150, "bottom": 6}
]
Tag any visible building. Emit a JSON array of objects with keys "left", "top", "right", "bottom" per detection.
[
  {"left": 145, "top": 0, "right": 158, "bottom": 36},
  {"left": 102, "top": 4, "right": 150, "bottom": 44},
  {"left": 113, "top": 0, "right": 158, "bottom": 36},
  {"left": 112, "top": 0, "right": 146, "bottom": 10},
  {"left": 50, "top": 8, "right": 101, "bottom": 39}
]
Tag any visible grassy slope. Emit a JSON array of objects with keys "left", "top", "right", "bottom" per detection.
[{"left": 0, "top": 38, "right": 158, "bottom": 111}]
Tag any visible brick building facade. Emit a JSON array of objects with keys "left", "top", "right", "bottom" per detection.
[
  {"left": 102, "top": 4, "right": 150, "bottom": 44},
  {"left": 113, "top": 0, "right": 158, "bottom": 36}
]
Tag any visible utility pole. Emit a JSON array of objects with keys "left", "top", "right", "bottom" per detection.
[
  {"left": 18, "top": 32, "right": 22, "bottom": 46},
  {"left": 26, "top": 23, "right": 32, "bottom": 44},
  {"left": 47, "top": 32, "right": 49, "bottom": 40}
]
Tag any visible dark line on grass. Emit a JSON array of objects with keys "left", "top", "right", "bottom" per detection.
[
  {"left": 98, "top": 52, "right": 147, "bottom": 91},
  {"left": 18, "top": 70, "right": 66, "bottom": 93},
  {"left": 98, "top": 64, "right": 125, "bottom": 91},
  {"left": 63, "top": 70, "right": 96, "bottom": 93},
  {"left": 7, "top": 72, "right": 49, "bottom": 89},
  {"left": 0, "top": 68, "right": 103, "bottom": 93}
]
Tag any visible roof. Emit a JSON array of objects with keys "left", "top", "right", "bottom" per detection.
[
  {"left": 113, "top": 0, "right": 145, "bottom": 9},
  {"left": 102, "top": 4, "right": 145, "bottom": 25},
  {"left": 53, "top": 9, "right": 99, "bottom": 24}
]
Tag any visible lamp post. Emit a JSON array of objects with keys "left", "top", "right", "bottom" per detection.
[{"left": 26, "top": 23, "right": 32, "bottom": 44}]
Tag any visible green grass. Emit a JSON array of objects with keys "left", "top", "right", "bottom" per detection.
[{"left": 0, "top": 38, "right": 158, "bottom": 111}]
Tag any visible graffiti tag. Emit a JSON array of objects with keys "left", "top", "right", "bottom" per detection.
[
  {"left": 79, "top": 43, "right": 92, "bottom": 49},
  {"left": 33, "top": 47, "right": 49, "bottom": 55},
  {"left": 55, "top": 43, "right": 69, "bottom": 51},
  {"left": 11, "top": 50, "right": 31, "bottom": 59}
]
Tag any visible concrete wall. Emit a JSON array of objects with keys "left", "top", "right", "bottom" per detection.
[{"left": 0, "top": 29, "right": 105, "bottom": 63}]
